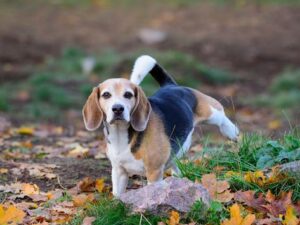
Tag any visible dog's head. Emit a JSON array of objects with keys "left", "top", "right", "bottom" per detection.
[{"left": 82, "top": 78, "right": 151, "bottom": 132}]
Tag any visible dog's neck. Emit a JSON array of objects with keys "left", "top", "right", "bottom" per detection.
[{"left": 104, "top": 122, "right": 131, "bottom": 152}]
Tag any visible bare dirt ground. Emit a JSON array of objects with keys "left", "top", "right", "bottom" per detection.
[
  {"left": 1, "top": 2, "right": 300, "bottom": 192},
  {"left": 1, "top": 2, "right": 300, "bottom": 86}
]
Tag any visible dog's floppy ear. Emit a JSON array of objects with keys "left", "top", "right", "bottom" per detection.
[
  {"left": 82, "top": 87, "right": 103, "bottom": 131},
  {"left": 131, "top": 86, "right": 152, "bottom": 132}
]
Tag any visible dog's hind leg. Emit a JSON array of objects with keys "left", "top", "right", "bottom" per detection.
[{"left": 190, "top": 88, "right": 239, "bottom": 141}]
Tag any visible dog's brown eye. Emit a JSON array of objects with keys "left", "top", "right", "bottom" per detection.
[
  {"left": 124, "top": 92, "right": 133, "bottom": 99},
  {"left": 102, "top": 92, "right": 111, "bottom": 99}
]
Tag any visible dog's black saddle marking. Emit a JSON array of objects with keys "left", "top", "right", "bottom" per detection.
[{"left": 149, "top": 85, "right": 197, "bottom": 155}]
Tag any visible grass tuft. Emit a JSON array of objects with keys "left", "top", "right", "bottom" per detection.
[
  {"left": 178, "top": 131, "right": 300, "bottom": 201},
  {"left": 70, "top": 195, "right": 164, "bottom": 225}
]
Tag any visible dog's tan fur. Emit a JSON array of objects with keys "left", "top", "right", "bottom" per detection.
[{"left": 131, "top": 111, "right": 171, "bottom": 182}]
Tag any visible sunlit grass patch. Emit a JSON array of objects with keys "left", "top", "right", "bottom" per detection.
[{"left": 178, "top": 131, "right": 300, "bottom": 201}]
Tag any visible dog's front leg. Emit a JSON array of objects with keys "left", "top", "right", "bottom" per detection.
[
  {"left": 112, "top": 166, "right": 128, "bottom": 198},
  {"left": 146, "top": 167, "right": 164, "bottom": 185}
]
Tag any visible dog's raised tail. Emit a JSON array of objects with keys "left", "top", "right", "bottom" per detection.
[{"left": 130, "top": 55, "right": 176, "bottom": 86}]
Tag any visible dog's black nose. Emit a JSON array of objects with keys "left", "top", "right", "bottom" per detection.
[{"left": 112, "top": 104, "right": 124, "bottom": 114}]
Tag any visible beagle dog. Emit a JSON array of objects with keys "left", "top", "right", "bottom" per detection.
[{"left": 82, "top": 55, "right": 239, "bottom": 197}]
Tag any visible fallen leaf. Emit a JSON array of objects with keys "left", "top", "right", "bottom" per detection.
[
  {"left": 201, "top": 173, "right": 234, "bottom": 202},
  {"left": 11, "top": 163, "right": 58, "bottom": 180},
  {"left": 73, "top": 194, "right": 94, "bottom": 207},
  {"left": 14, "top": 202, "right": 38, "bottom": 211},
  {"left": 0, "top": 168, "right": 8, "bottom": 174},
  {"left": 22, "top": 183, "right": 40, "bottom": 195},
  {"left": 82, "top": 216, "right": 96, "bottom": 225},
  {"left": 20, "top": 140, "right": 33, "bottom": 148},
  {"left": 29, "top": 194, "right": 48, "bottom": 202},
  {"left": 79, "top": 177, "right": 96, "bottom": 192},
  {"left": 221, "top": 203, "right": 255, "bottom": 225},
  {"left": 17, "top": 127, "right": 35, "bottom": 135},
  {"left": 268, "top": 120, "right": 282, "bottom": 130},
  {"left": 167, "top": 210, "right": 180, "bottom": 225},
  {"left": 0, "top": 204, "right": 26, "bottom": 224},
  {"left": 234, "top": 190, "right": 267, "bottom": 213},
  {"left": 67, "top": 144, "right": 89, "bottom": 158},
  {"left": 95, "top": 178, "right": 105, "bottom": 193},
  {"left": 283, "top": 205, "right": 299, "bottom": 225},
  {"left": 190, "top": 144, "right": 203, "bottom": 153},
  {"left": 263, "top": 191, "right": 293, "bottom": 217},
  {"left": 244, "top": 171, "right": 266, "bottom": 186}
]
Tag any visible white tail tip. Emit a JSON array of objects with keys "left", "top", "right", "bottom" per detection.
[{"left": 130, "top": 55, "right": 156, "bottom": 85}]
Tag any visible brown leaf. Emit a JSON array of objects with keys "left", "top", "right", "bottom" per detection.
[
  {"left": 29, "top": 194, "right": 48, "bottom": 202},
  {"left": 234, "top": 190, "right": 268, "bottom": 213},
  {"left": 263, "top": 191, "right": 293, "bottom": 217},
  {"left": 79, "top": 177, "right": 96, "bottom": 192},
  {"left": 73, "top": 193, "right": 94, "bottom": 207},
  {"left": 201, "top": 173, "right": 234, "bottom": 202},
  {"left": 82, "top": 216, "right": 96, "bottom": 225},
  {"left": 11, "top": 163, "right": 58, "bottom": 180}
]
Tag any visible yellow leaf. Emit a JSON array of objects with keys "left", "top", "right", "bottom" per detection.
[
  {"left": 241, "top": 214, "right": 256, "bottom": 225},
  {"left": 22, "top": 183, "right": 40, "bottom": 195},
  {"left": 0, "top": 204, "right": 26, "bottom": 224},
  {"left": 67, "top": 145, "right": 89, "bottom": 158},
  {"left": 0, "top": 168, "right": 8, "bottom": 174},
  {"left": 221, "top": 204, "right": 255, "bottom": 225},
  {"left": 17, "top": 127, "right": 34, "bottom": 135},
  {"left": 244, "top": 171, "right": 266, "bottom": 186},
  {"left": 167, "top": 210, "right": 180, "bottom": 225},
  {"left": 283, "top": 205, "right": 299, "bottom": 225},
  {"left": 46, "top": 192, "right": 54, "bottom": 200},
  {"left": 268, "top": 120, "right": 282, "bottom": 130},
  {"left": 95, "top": 178, "right": 105, "bottom": 193}
]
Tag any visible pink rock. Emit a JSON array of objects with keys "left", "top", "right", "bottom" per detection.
[{"left": 120, "top": 177, "right": 210, "bottom": 213}]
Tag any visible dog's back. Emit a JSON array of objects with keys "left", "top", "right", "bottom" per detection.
[
  {"left": 149, "top": 85, "right": 196, "bottom": 155},
  {"left": 130, "top": 55, "right": 239, "bottom": 147}
]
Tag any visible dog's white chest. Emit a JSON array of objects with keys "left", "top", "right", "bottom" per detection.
[{"left": 106, "top": 127, "right": 145, "bottom": 176}]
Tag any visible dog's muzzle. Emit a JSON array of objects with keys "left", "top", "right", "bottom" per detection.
[{"left": 111, "top": 104, "right": 125, "bottom": 122}]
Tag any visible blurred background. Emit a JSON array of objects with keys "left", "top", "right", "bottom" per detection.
[{"left": 0, "top": 0, "right": 300, "bottom": 136}]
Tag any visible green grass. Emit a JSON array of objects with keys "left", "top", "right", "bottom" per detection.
[
  {"left": 250, "top": 69, "right": 300, "bottom": 109},
  {"left": 70, "top": 195, "right": 165, "bottom": 225},
  {"left": 177, "top": 131, "right": 300, "bottom": 201},
  {"left": 184, "top": 200, "right": 229, "bottom": 225}
]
